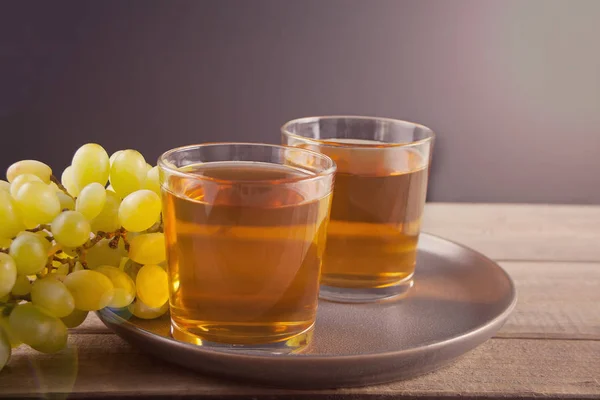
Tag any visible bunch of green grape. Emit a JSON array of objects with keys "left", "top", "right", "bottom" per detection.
[{"left": 0, "top": 144, "right": 170, "bottom": 371}]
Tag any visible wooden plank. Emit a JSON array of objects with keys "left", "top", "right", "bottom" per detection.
[
  {"left": 422, "top": 203, "right": 600, "bottom": 262},
  {"left": 1, "top": 335, "right": 599, "bottom": 398},
  {"left": 499, "top": 262, "right": 600, "bottom": 340},
  {"left": 71, "top": 261, "right": 600, "bottom": 340}
]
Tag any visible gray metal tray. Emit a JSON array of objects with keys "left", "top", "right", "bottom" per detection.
[{"left": 97, "top": 233, "right": 516, "bottom": 389}]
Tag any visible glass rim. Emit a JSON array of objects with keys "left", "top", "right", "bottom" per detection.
[
  {"left": 157, "top": 142, "right": 337, "bottom": 185},
  {"left": 281, "top": 115, "right": 435, "bottom": 148}
]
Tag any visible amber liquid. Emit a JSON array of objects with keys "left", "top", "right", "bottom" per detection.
[
  {"left": 317, "top": 141, "right": 428, "bottom": 288},
  {"left": 162, "top": 162, "right": 331, "bottom": 346}
]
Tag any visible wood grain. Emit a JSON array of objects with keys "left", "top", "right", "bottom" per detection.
[
  {"left": 1, "top": 335, "right": 599, "bottom": 399},
  {"left": 422, "top": 203, "right": 600, "bottom": 262},
  {"left": 71, "top": 261, "right": 600, "bottom": 340},
  {"left": 499, "top": 262, "right": 600, "bottom": 340}
]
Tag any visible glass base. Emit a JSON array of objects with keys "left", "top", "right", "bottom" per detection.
[
  {"left": 319, "top": 273, "right": 414, "bottom": 303},
  {"left": 170, "top": 322, "right": 314, "bottom": 354}
]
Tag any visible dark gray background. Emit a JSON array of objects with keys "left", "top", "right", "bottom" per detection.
[{"left": 1, "top": 0, "right": 599, "bottom": 204}]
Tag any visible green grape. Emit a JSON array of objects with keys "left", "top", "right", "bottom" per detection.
[
  {"left": 9, "top": 233, "right": 48, "bottom": 275},
  {"left": 0, "top": 237, "right": 11, "bottom": 248},
  {"left": 56, "top": 191, "right": 75, "bottom": 211},
  {"left": 136, "top": 264, "right": 169, "bottom": 308},
  {"left": 9, "top": 173, "right": 43, "bottom": 198},
  {"left": 126, "top": 231, "right": 141, "bottom": 240},
  {"left": 123, "top": 258, "right": 142, "bottom": 282},
  {"left": 61, "top": 308, "right": 88, "bottom": 328},
  {"left": 34, "top": 231, "right": 51, "bottom": 248},
  {"left": 85, "top": 238, "right": 127, "bottom": 269},
  {"left": 59, "top": 246, "right": 78, "bottom": 258},
  {"left": 0, "top": 254, "right": 17, "bottom": 298},
  {"left": 51, "top": 211, "right": 91, "bottom": 248},
  {"left": 48, "top": 181, "right": 59, "bottom": 191},
  {"left": 118, "top": 190, "right": 161, "bottom": 232},
  {"left": 6, "top": 160, "right": 52, "bottom": 184},
  {"left": 0, "top": 192, "right": 25, "bottom": 239},
  {"left": 73, "top": 261, "right": 84, "bottom": 272},
  {"left": 90, "top": 191, "right": 121, "bottom": 233},
  {"left": 11, "top": 275, "right": 31, "bottom": 296},
  {"left": 31, "top": 276, "right": 75, "bottom": 318},
  {"left": 8, "top": 303, "right": 68, "bottom": 353},
  {"left": 76, "top": 182, "right": 106, "bottom": 220},
  {"left": 109, "top": 150, "right": 147, "bottom": 198},
  {"left": 14, "top": 181, "right": 61, "bottom": 224},
  {"left": 63, "top": 270, "right": 114, "bottom": 311},
  {"left": 118, "top": 256, "right": 129, "bottom": 270},
  {"left": 72, "top": 143, "right": 110, "bottom": 188},
  {"left": 0, "top": 180, "right": 10, "bottom": 192},
  {"left": 128, "top": 299, "right": 169, "bottom": 320},
  {"left": 128, "top": 233, "right": 166, "bottom": 265},
  {"left": 16, "top": 231, "right": 51, "bottom": 253},
  {"left": 95, "top": 266, "right": 136, "bottom": 308},
  {"left": 0, "top": 317, "right": 21, "bottom": 348},
  {"left": 52, "top": 263, "right": 70, "bottom": 276},
  {"left": 61, "top": 166, "right": 80, "bottom": 197},
  {"left": 0, "top": 328, "right": 9, "bottom": 372},
  {"left": 109, "top": 150, "right": 124, "bottom": 166},
  {"left": 22, "top": 219, "right": 39, "bottom": 230},
  {"left": 143, "top": 166, "right": 161, "bottom": 196}
]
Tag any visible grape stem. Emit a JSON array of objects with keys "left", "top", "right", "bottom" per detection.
[
  {"left": 77, "top": 229, "right": 125, "bottom": 267},
  {"left": 53, "top": 255, "right": 77, "bottom": 272},
  {"left": 83, "top": 232, "right": 108, "bottom": 249},
  {"left": 116, "top": 229, "right": 130, "bottom": 251},
  {"left": 50, "top": 174, "right": 75, "bottom": 200},
  {"left": 1, "top": 304, "right": 15, "bottom": 317},
  {"left": 26, "top": 224, "right": 51, "bottom": 233},
  {"left": 3, "top": 222, "right": 163, "bottom": 283},
  {"left": 146, "top": 215, "right": 164, "bottom": 233}
]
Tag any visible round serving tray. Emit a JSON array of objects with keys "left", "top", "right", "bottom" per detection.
[{"left": 98, "top": 233, "right": 516, "bottom": 389}]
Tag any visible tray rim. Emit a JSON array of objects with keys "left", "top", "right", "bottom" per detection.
[{"left": 97, "top": 232, "right": 517, "bottom": 361}]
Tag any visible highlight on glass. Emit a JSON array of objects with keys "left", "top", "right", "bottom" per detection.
[
  {"left": 158, "top": 143, "right": 336, "bottom": 353},
  {"left": 282, "top": 116, "right": 434, "bottom": 303}
]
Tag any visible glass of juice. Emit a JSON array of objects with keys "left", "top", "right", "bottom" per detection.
[
  {"left": 282, "top": 117, "right": 434, "bottom": 303},
  {"left": 158, "top": 143, "right": 335, "bottom": 353}
]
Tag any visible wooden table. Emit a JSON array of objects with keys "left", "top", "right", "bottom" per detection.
[{"left": 2, "top": 203, "right": 599, "bottom": 399}]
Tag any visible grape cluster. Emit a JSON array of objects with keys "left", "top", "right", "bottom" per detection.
[{"left": 0, "top": 144, "right": 169, "bottom": 371}]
